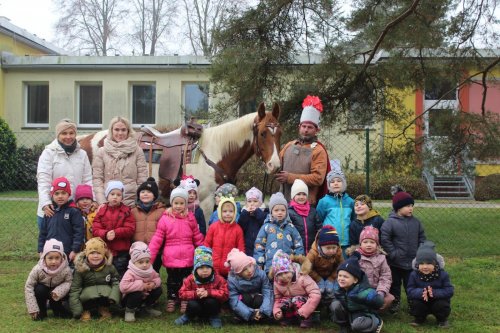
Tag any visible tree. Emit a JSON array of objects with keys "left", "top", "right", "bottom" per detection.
[{"left": 55, "top": 0, "right": 129, "bottom": 55}]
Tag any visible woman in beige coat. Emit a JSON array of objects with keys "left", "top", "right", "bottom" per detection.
[{"left": 92, "top": 117, "right": 148, "bottom": 206}]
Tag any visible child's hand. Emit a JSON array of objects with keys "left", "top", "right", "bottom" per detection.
[
  {"left": 51, "top": 291, "right": 59, "bottom": 300},
  {"left": 144, "top": 282, "right": 155, "bottom": 291},
  {"left": 106, "top": 230, "right": 115, "bottom": 241},
  {"left": 274, "top": 311, "right": 283, "bottom": 320},
  {"left": 427, "top": 286, "right": 434, "bottom": 298},
  {"left": 254, "top": 309, "right": 261, "bottom": 321},
  {"left": 30, "top": 312, "right": 39, "bottom": 320},
  {"left": 422, "top": 288, "right": 429, "bottom": 301},
  {"left": 69, "top": 251, "right": 76, "bottom": 262},
  {"left": 196, "top": 288, "right": 208, "bottom": 298}
]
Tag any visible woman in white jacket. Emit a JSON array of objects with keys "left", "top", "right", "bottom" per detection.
[{"left": 36, "top": 119, "right": 93, "bottom": 229}]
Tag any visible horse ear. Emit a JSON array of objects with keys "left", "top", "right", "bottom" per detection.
[
  {"left": 272, "top": 102, "right": 280, "bottom": 120},
  {"left": 173, "top": 178, "right": 181, "bottom": 187},
  {"left": 257, "top": 102, "right": 266, "bottom": 120}
]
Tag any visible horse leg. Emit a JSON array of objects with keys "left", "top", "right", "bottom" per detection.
[{"left": 158, "top": 177, "right": 172, "bottom": 207}]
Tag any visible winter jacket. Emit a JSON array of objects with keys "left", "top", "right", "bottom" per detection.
[
  {"left": 305, "top": 239, "right": 344, "bottom": 282},
  {"left": 349, "top": 210, "right": 385, "bottom": 245},
  {"left": 69, "top": 251, "right": 121, "bottom": 317},
  {"left": 272, "top": 263, "right": 321, "bottom": 319},
  {"left": 25, "top": 258, "right": 73, "bottom": 314},
  {"left": 194, "top": 206, "right": 207, "bottom": 235},
  {"left": 119, "top": 267, "right": 162, "bottom": 297},
  {"left": 316, "top": 192, "right": 355, "bottom": 246},
  {"left": 238, "top": 208, "right": 267, "bottom": 257},
  {"left": 79, "top": 206, "right": 97, "bottom": 242},
  {"left": 380, "top": 211, "right": 426, "bottom": 270},
  {"left": 332, "top": 276, "right": 384, "bottom": 317},
  {"left": 288, "top": 205, "right": 322, "bottom": 254},
  {"left": 208, "top": 202, "right": 242, "bottom": 225},
  {"left": 407, "top": 269, "right": 454, "bottom": 301},
  {"left": 149, "top": 209, "right": 204, "bottom": 268},
  {"left": 37, "top": 139, "right": 92, "bottom": 217},
  {"left": 131, "top": 202, "right": 165, "bottom": 244},
  {"left": 204, "top": 221, "right": 245, "bottom": 277},
  {"left": 92, "top": 145, "right": 148, "bottom": 206},
  {"left": 38, "top": 201, "right": 85, "bottom": 255},
  {"left": 92, "top": 203, "right": 136, "bottom": 256},
  {"left": 178, "top": 273, "right": 229, "bottom": 303},
  {"left": 358, "top": 251, "right": 392, "bottom": 295},
  {"left": 228, "top": 265, "right": 273, "bottom": 320},
  {"left": 254, "top": 216, "right": 304, "bottom": 273}
]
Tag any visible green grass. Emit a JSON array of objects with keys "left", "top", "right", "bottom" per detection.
[{"left": 0, "top": 190, "right": 37, "bottom": 198}]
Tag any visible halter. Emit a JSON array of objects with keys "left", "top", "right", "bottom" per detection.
[{"left": 253, "top": 118, "right": 280, "bottom": 201}]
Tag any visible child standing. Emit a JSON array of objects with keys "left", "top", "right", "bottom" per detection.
[
  {"left": 380, "top": 188, "right": 426, "bottom": 314},
  {"left": 271, "top": 250, "right": 321, "bottom": 328},
  {"left": 316, "top": 168, "right": 355, "bottom": 258},
  {"left": 204, "top": 196, "right": 245, "bottom": 278},
  {"left": 288, "top": 179, "right": 322, "bottom": 254},
  {"left": 208, "top": 183, "right": 241, "bottom": 225},
  {"left": 38, "top": 177, "right": 84, "bottom": 263},
  {"left": 254, "top": 192, "right": 304, "bottom": 274},
  {"left": 349, "top": 194, "right": 385, "bottom": 246},
  {"left": 179, "top": 175, "right": 206, "bottom": 235},
  {"left": 120, "top": 241, "right": 163, "bottom": 322},
  {"left": 92, "top": 180, "right": 136, "bottom": 277},
  {"left": 355, "top": 226, "right": 394, "bottom": 310},
  {"left": 25, "top": 239, "right": 73, "bottom": 320},
  {"left": 225, "top": 248, "right": 273, "bottom": 322},
  {"left": 407, "top": 241, "right": 454, "bottom": 328},
  {"left": 330, "top": 258, "right": 384, "bottom": 333},
  {"left": 149, "top": 186, "right": 204, "bottom": 313},
  {"left": 175, "top": 246, "right": 229, "bottom": 328},
  {"left": 70, "top": 237, "right": 120, "bottom": 321},
  {"left": 238, "top": 187, "right": 267, "bottom": 257},
  {"left": 74, "top": 184, "right": 97, "bottom": 242},
  {"left": 131, "top": 177, "right": 165, "bottom": 271}
]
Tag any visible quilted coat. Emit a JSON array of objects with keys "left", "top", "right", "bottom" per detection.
[
  {"left": 131, "top": 202, "right": 165, "bottom": 244},
  {"left": 178, "top": 273, "right": 229, "bottom": 303},
  {"left": 204, "top": 221, "right": 245, "bottom": 277}
]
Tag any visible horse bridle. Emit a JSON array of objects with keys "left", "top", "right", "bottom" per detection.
[{"left": 253, "top": 119, "right": 280, "bottom": 200}]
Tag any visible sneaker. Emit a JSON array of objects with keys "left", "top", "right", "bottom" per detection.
[
  {"left": 144, "top": 307, "right": 162, "bottom": 317},
  {"left": 166, "top": 299, "right": 176, "bottom": 313},
  {"left": 124, "top": 308, "right": 136, "bottom": 322},
  {"left": 174, "top": 314, "right": 190, "bottom": 325},
  {"left": 209, "top": 316, "right": 223, "bottom": 328},
  {"left": 80, "top": 310, "right": 92, "bottom": 322},
  {"left": 98, "top": 306, "right": 112, "bottom": 320},
  {"left": 180, "top": 301, "right": 188, "bottom": 313},
  {"left": 300, "top": 317, "right": 314, "bottom": 328},
  {"left": 374, "top": 319, "right": 383, "bottom": 333},
  {"left": 410, "top": 317, "right": 426, "bottom": 327},
  {"left": 388, "top": 301, "right": 400, "bottom": 314},
  {"left": 438, "top": 320, "right": 450, "bottom": 329}
]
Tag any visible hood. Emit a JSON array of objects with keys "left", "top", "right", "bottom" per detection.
[
  {"left": 357, "top": 209, "right": 380, "bottom": 221},
  {"left": 74, "top": 249, "right": 114, "bottom": 273}
]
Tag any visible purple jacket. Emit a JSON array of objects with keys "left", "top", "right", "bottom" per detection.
[
  {"left": 149, "top": 209, "right": 204, "bottom": 268},
  {"left": 358, "top": 251, "right": 392, "bottom": 295}
]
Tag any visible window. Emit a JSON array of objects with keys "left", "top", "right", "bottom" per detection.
[
  {"left": 183, "top": 82, "right": 209, "bottom": 120},
  {"left": 132, "top": 84, "right": 156, "bottom": 124},
  {"left": 424, "top": 78, "right": 457, "bottom": 100},
  {"left": 26, "top": 83, "right": 49, "bottom": 125},
  {"left": 78, "top": 84, "right": 102, "bottom": 126},
  {"left": 428, "top": 109, "right": 453, "bottom": 137}
]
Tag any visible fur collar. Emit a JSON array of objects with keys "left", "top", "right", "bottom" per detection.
[{"left": 74, "top": 249, "right": 114, "bottom": 273}]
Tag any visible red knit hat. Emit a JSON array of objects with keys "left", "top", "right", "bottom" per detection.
[
  {"left": 392, "top": 190, "right": 414, "bottom": 211},
  {"left": 75, "top": 184, "right": 93, "bottom": 202},
  {"left": 50, "top": 177, "right": 71, "bottom": 196}
]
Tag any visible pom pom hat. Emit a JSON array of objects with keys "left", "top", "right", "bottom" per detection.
[
  {"left": 300, "top": 95, "right": 323, "bottom": 128},
  {"left": 318, "top": 225, "right": 340, "bottom": 246},
  {"left": 392, "top": 190, "right": 414, "bottom": 211},
  {"left": 224, "top": 248, "right": 256, "bottom": 274},
  {"left": 291, "top": 179, "right": 308, "bottom": 199},
  {"left": 179, "top": 175, "right": 199, "bottom": 195},
  {"left": 137, "top": 177, "right": 159, "bottom": 200},
  {"left": 50, "top": 177, "right": 71, "bottom": 196},
  {"left": 359, "top": 226, "right": 379, "bottom": 245}
]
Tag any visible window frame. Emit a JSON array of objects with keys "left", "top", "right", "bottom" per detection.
[
  {"left": 77, "top": 82, "right": 103, "bottom": 128},
  {"left": 130, "top": 82, "right": 157, "bottom": 126},
  {"left": 24, "top": 82, "right": 49, "bottom": 127},
  {"left": 182, "top": 81, "right": 210, "bottom": 121}
]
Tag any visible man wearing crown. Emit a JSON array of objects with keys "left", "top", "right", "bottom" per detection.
[{"left": 275, "top": 95, "right": 330, "bottom": 205}]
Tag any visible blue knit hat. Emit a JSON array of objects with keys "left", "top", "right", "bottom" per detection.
[
  {"left": 317, "top": 225, "right": 340, "bottom": 246},
  {"left": 105, "top": 180, "right": 124, "bottom": 198}
]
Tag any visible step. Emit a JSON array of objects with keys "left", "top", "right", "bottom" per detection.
[
  {"left": 434, "top": 196, "right": 472, "bottom": 200},
  {"left": 434, "top": 181, "right": 465, "bottom": 186},
  {"left": 435, "top": 192, "right": 471, "bottom": 198},
  {"left": 434, "top": 177, "right": 463, "bottom": 182},
  {"left": 433, "top": 186, "right": 468, "bottom": 192}
]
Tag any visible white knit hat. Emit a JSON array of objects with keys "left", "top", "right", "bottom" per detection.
[
  {"left": 300, "top": 95, "right": 323, "bottom": 127},
  {"left": 291, "top": 179, "right": 308, "bottom": 199},
  {"left": 105, "top": 180, "right": 124, "bottom": 198}
]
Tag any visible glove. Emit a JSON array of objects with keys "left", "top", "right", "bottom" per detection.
[{"left": 316, "top": 279, "right": 326, "bottom": 293}]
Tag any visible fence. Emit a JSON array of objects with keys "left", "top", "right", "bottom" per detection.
[{"left": 0, "top": 130, "right": 498, "bottom": 260}]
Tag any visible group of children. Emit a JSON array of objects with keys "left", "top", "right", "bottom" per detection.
[{"left": 26, "top": 167, "right": 454, "bottom": 331}]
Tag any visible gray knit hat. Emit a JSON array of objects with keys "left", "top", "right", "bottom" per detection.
[
  {"left": 170, "top": 186, "right": 189, "bottom": 205},
  {"left": 415, "top": 241, "right": 438, "bottom": 265},
  {"left": 326, "top": 168, "right": 347, "bottom": 193},
  {"left": 269, "top": 192, "right": 288, "bottom": 214}
]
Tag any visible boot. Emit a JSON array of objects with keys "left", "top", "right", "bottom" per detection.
[
  {"left": 80, "top": 310, "right": 91, "bottom": 322},
  {"left": 166, "top": 299, "right": 176, "bottom": 313},
  {"left": 98, "top": 306, "right": 112, "bottom": 319},
  {"left": 124, "top": 308, "right": 136, "bottom": 322},
  {"left": 174, "top": 314, "right": 190, "bottom": 325},
  {"left": 209, "top": 315, "right": 223, "bottom": 328},
  {"left": 180, "top": 301, "right": 188, "bottom": 313},
  {"left": 300, "top": 316, "right": 314, "bottom": 328},
  {"left": 144, "top": 306, "right": 162, "bottom": 317}
]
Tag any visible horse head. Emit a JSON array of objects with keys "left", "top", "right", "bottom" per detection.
[{"left": 253, "top": 102, "right": 281, "bottom": 174}]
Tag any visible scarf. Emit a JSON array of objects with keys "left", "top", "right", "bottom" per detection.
[
  {"left": 58, "top": 140, "right": 77, "bottom": 155},
  {"left": 127, "top": 260, "right": 155, "bottom": 279},
  {"left": 86, "top": 258, "right": 106, "bottom": 271},
  {"left": 417, "top": 265, "right": 440, "bottom": 282},
  {"left": 103, "top": 136, "right": 138, "bottom": 175},
  {"left": 40, "top": 256, "right": 68, "bottom": 276},
  {"left": 194, "top": 270, "right": 215, "bottom": 284},
  {"left": 289, "top": 200, "right": 310, "bottom": 217},
  {"left": 138, "top": 201, "right": 154, "bottom": 213},
  {"left": 187, "top": 200, "right": 199, "bottom": 213},
  {"left": 356, "top": 247, "right": 377, "bottom": 257}
]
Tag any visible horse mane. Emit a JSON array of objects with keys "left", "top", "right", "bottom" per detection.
[{"left": 201, "top": 112, "right": 256, "bottom": 160}]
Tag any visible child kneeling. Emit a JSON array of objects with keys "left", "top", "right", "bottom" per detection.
[{"left": 120, "top": 241, "right": 162, "bottom": 322}]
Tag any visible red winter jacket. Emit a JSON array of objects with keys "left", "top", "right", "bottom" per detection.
[
  {"left": 93, "top": 203, "right": 135, "bottom": 255},
  {"left": 178, "top": 273, "right": 229, "bottom": 303},
  {"left": 204, "top": 221, "right": 245, "bottom": 277}
]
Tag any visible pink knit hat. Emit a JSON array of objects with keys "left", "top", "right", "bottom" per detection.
[
  {"left": 245, "top": 187, "right": 263, "bottom": 204},
  {"left": 41, "top": 239, "right": 65, "bottom": 259},
  {"left": 129, "top": 241, "right": 151, "bottom": 263},
  {"left": 224, "top": 248, "right": 256, "bottom": 274},
  {"left": 359, "top": 226, "right": 379, "bottom": 245},
  {"left": 75, "top": 184, "right": 93, "bottom": 202}
]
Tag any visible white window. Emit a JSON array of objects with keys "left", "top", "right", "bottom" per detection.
[
  {"left": 25, "top": 82, "right": 49, "bottom": 126},
  {"left": 132, "top": 83, "right": 156, "bottom": 125},
  {"left": 183, "top": 82, "right": 209, "bottom": 120},
  {"left": 424, "top": 78, "right": 458, "bottom": 137},
  {"left": 78, "top": 83, "right": 102, "bottom": 127}
]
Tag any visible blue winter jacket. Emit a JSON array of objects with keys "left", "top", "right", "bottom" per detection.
[
  {"left": 407, "top": 269, "right": 454, "bottom": 301},
  {"left": 228, "top": 265, "right": 273, "bottom": 320},
  {"left": 316, "top": 193, "right": 355, "bottom": 246},
  {"left": 238, "top": 208, "right": 267, "bottom": 257}
]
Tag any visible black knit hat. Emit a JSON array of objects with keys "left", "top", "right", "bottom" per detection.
[
  {"left": 415, "top": 241, "right": 437, "bottom": 265},
  {"left": 337, "top": 257, "right": 364, "bottom": 281},
  {"left": 137, "top": 177, "right": 159, "bottom": 200}
]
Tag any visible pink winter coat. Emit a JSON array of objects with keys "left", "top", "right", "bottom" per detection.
[
  {"left": 149, "top": 209, "right": 204, "bottom": 268},
  {"left": 358, "top": 251, "right": 392, "bottom": 295},
  {"left": 119, "top": 267, "right": 161, "bottom": 297}
]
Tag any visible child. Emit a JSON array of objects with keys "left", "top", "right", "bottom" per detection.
[
  {"left": 238, "top": 187, "right": 267, "bottom": 257},
  {"left": 271, "top": 250, "right": 321, "bottom": 328},
  {"left": 380, "top": 187, "right": 426, "bottom": 313},
  {"left": 25, "top": 239, "right": 73, "bottom": 320},
  {"left": 204, "top": 196, "right": 245, "bottom": 277},
  {"left": 175, "top": 246, "right": 229, "bottom": 328},
  {"left": 92, "top": 180, "right": 136, "bottom": 278},
  {"left": 149, "top": 187, "right": 204, "bottom": 313},
  {"left": 208, "top": 183, "right": 241, "bottom": 225},
  {"left": 38, "top": 177, "right": 84, "bottom": 263},
  {"left": 316, "top": 167, "right": 355, "bottom": 258},
  {"left": 69, "top": 237, "right": 120, "bottom": 321},
  {"left": 407, "top": 241, "right": 454, "bottom": 328},
  {"left": 254, "top": 192, "right": 304, "bottom": 274},
  {"left": 225, "top": 248, "right": 273, "bottom": 322},
  {"left": 349, "top": 194, "right": 385, "bottom": 246},
  {"left": 120, "top": 241, "right": 163, "bottom": 322},
  {"left": 131, "top": 177, "right": 165, "bottom": 271},
  {"left": 355, "top": 226, "right": 394, "bottom": 310},
  {"left": 303, "top": 225, "right": 343, "bottom": 302},
  {"left": 330, "top": 258, "right": 384, "bottom": 333},
  {"left": 75, "top": 184, "right": 97, "bottom": 242},
  {"left": 288, "top": 179, "right": 322, "bottom": 254},
  {"left": 179, "top": 175, "right": 206, "bottom": 235}
]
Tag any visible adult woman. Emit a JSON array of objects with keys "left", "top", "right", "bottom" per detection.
[
  {"left": 36, "top": 119, "right": 93, "bottom": 228},
  {"left": 92, "top": 116, "right": 148, "bottom": 206}
]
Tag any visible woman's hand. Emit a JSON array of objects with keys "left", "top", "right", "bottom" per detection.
[{"left": 43, "top": 204, "right": 55, "bottom": 217}]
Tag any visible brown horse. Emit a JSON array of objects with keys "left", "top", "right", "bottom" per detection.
[{"left": 78, "top": 102, "right": 281, "bottom": 219}]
